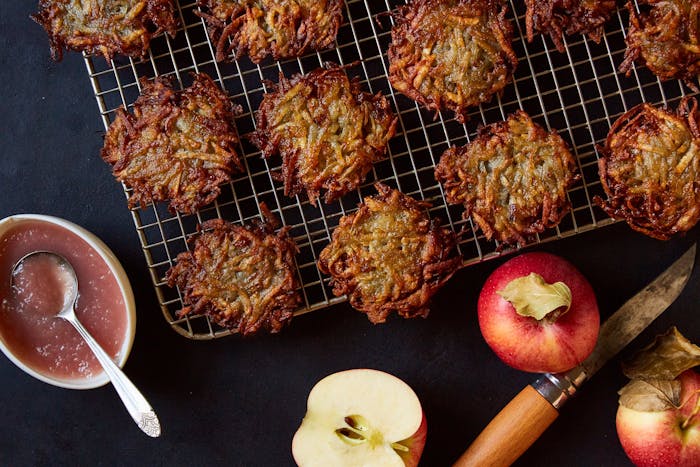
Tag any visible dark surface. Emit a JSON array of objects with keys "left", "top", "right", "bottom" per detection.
[{"left": 2, "top": 3, "right": 699, "bottom": 467}]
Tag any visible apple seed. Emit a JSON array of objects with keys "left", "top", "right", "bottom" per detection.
[
  {"left": 345, "top": 415, "right": 368, "bottom": 431},
  {"left": 335, "top": 415, "right": 369, "bottom": 445}
]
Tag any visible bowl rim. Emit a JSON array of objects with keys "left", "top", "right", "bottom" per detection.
[{"left": 0, "top": 214, "right": 136, "bottom": 390}]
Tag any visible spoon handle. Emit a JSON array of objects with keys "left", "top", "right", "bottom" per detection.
[{"left": 60, "top": 312, "right": 161, "bottom": 437}]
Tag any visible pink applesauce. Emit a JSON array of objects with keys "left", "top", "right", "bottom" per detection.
[{"left": 0, "top": 221, "right": 127, "bottom": 381}]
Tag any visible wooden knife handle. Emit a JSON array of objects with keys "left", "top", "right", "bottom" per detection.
[{"left": 452, "top": 385, "right": 559, "bottom": 467}]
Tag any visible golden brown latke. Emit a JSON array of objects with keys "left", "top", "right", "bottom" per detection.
[
  {"left": 594, "top": 98, "right": 700, "bottom": 240},
  {"left": 620, "top": 0, "right": 700, "bottom": 91},
  {"left": 387, "top": 0, "right": 517, "bottom": 123},
  {"left": 197, "top": 0, "right": 343, "bottom": 63},
  {"left": 166, "top": 212, "right": 301, "bottom": 335},
  {"left": 250, "top": 65, "right": 397, "bottom": 206},
  {"left": 101, "top": 73, "right": 242, "bottom": 215},
  {"left": 435, "top": 110, "right": 579, "bottom": 247},
  {"left": 32, "top": 0, "right": 178, "bottom": 61},
  {"left": 525, "top": 0, "right": 617, "bottom": 52},
  {"left": 317, "top": 183, "right": 461, "bottom": 324}
]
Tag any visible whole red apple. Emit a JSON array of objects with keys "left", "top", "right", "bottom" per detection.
[
  {"left": 616, "top": 370, "right": 700, "bottom": 467},
  {"left": 478, "top": 252, "right": 599, "bottom": 373}
]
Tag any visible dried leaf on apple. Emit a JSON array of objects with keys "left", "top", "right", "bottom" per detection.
[
  {"left": 622, "top": 327, "right": 700, "bottom": 380},
  {"left": 497, "top": 272, "right": 572, "bottom": 321},
  {"left": 618, "top": 379, "right": 681, "bottom": 411},
  {"left": 616, "top": 328, "right": 700, "bottom": 467}
]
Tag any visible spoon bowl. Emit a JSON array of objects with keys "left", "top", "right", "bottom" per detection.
[
  {"left": 11, "top": 250, "right": 161, "bottom": 438},
  {"left": 11, "top": 251, "right": 78, "bottom": 314}
]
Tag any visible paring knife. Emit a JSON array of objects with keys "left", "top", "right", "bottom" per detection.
[{"left": 453, "top": 244, "right": 697, "bottom": 467}]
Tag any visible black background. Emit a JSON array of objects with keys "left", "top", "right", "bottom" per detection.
[{"left": 2, "top": 3, "right": 699, "bottom": 466}]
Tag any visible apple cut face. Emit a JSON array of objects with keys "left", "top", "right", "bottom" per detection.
[{"left": 292, "top": 369, "right": 427, "bottom": 467}]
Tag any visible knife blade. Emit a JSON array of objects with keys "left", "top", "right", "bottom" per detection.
[{"left": 453, "top": 243, "right": 696, "bottom": 467}]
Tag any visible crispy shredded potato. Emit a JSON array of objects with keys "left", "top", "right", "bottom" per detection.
[
  {"left": 621, "top": 0, "right": 700, "bottom": 91},
  {"left": 318, "top": 183, "right": 461, "bottom": 324},
  {"left": 32, "top": 0, "right": 178, "bottom": 61},
  {"left": 525, "top": 0, "right": 617, "bottom": 52},
  {"left": 197, "top": 0, "right": 343, "bottom": 63},
  {"left": 101, "top": 73, "right": 242, "bottom": 214},
  {"left": 435, "top": 111, "right": 579, "bottom": 247},
  {"left": 251, "top": 65, "right": 397, "bottom": 205},
  {"left": 387, "top": 0, "right": 517, "bottom": 123},
  {"left": 166, "top": 212, "right": 301, "bottom": 335},
  {"left": 595, "top": 98, "right": 700, "bottom": 240}
]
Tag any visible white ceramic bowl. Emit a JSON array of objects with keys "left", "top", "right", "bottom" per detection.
[{"left": 0, "top": 214, "right": 136, "bottom": 389}]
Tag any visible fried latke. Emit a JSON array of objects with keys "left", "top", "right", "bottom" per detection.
[
  {"left": 166, "top": 212, "right": 301, "bottom": 335},
  {"left": 620, "top": 0, "right": 700, "bottom": 90},
  {"left": 197, "top": 0, "right": 343, "bottom": 63},
  {"left": 250, "top": 65, "right": 397, "bottom": 206},
  {"left": 317, "top": 183, "right": 461, "bottom": 324},
  {"left": 525, "top": 0, "right": 617, "bottom": 52},
  {"left": 595, "top": 98, "right": 700, "bottom": 240},
  {"left": 435, "top": 110, "right": 579, "bottom": 247},
  {"left": 101, "top": 73, "right": 242, "bottom": 215},
  {"left": 32, "top": 0, "right": 178, "bottom": 61},
  {"left": 387, "top": 0, "right": 517, "bottom": 123}
]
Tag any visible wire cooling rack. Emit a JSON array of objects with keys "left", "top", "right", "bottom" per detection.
[{"left": 83, "top": 0, "right": 696, "bottom": 339}]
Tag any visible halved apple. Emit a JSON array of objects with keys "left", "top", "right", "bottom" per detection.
[{"left": 291, "top": 369, "right": 427, "bottom": 467}]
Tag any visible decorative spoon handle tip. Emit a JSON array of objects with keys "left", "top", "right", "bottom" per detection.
[{"left": 138, "top": 411, "right": 161, "bottom": 438}]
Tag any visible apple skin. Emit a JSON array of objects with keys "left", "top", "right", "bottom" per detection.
[
  {"left": 616, "top": 370, "right": 700, "bottom": 467},
  {"left": 478, "top": 252, "right": 599, "bottom": 373},
  {"left": 291, "top": 369, "right": 427, "bottom": 467},
  {"left": 395, "top": 415, "right": 427, "bottom": 467}
]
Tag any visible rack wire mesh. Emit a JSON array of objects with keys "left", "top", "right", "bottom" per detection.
[{"left": 84, "top": 0, "right": 696, "bottom": 339}]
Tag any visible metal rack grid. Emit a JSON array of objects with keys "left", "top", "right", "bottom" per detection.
[{"left": 84, "top": 0, "right": 696, "bottom": 339}]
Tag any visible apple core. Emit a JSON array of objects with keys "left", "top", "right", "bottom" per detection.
[{"left": 335, "top": 414, "right": 413, "bottom": 455}]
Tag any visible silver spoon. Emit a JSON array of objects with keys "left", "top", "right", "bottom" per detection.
[{"left": 11, "top": 251, "right": 161, "bottom": 437}]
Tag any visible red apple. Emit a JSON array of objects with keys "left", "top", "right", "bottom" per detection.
[
  {"left": 291, "top": 369, "right": 427, "bottom": 467},
  {"left": 478, "top": 252, "right": 599, "bottom": 373},
  {"left": 616, "top": 370, "right": 700, "bottom": 467}
]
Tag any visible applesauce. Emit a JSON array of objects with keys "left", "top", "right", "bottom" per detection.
[{"left": 0, "top": 220, "right": 127, "bottom": 381}]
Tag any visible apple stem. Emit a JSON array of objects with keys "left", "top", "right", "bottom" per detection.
[
  {"left": 680, "top": 390, "right": 700, "bottom": 430},
  {"left": 391, "top": 442, "right": 409, "bottom": 452}
]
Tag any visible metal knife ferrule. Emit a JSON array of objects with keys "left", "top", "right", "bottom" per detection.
[{"left": 531, "top": 367, "right": 588, "bottom": 410}]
